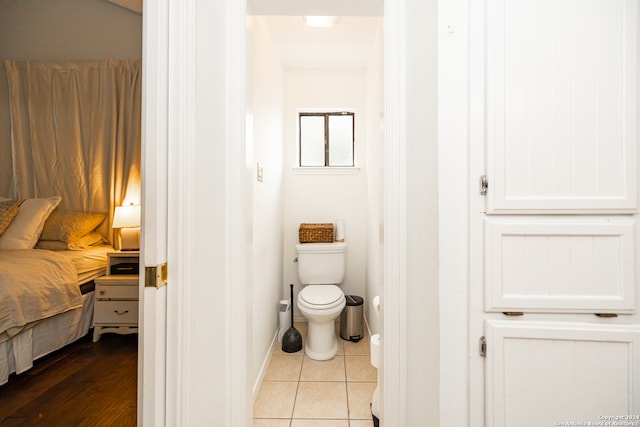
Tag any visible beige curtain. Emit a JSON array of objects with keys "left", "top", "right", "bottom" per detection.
[{"left": 0, "top": 59, "right": 141, "bottom": 242}]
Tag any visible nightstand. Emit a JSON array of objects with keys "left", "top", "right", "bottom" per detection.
[{"left": 93, "top": 251, "right": 140, "bottom": 342}]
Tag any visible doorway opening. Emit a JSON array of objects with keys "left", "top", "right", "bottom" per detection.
[{"left": 245, "top": 2, "right": 385, "bottom": 424}]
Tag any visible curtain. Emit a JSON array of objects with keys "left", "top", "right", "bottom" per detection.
[{"left": 0, "top": 59, "right": 141, "bottom": 242}]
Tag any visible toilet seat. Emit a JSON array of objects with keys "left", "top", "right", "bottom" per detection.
[{"left": 298, "top": 285, "right": 344, "bottom": 309}]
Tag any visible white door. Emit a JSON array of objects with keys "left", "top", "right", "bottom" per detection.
[
  {"left": 138, "top": 0, "right": 169, "bottom": 425},
  {"left": 471, "top": 0, "right": 640, "bottom": 425}
]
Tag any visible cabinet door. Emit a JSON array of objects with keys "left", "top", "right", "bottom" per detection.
[
  {"left": 483, "top": 218, "right": 636, "bottom": 313},
  {"left": 485, "top": 320, "right": 640, "bottom": 427},
  {"left": 485, "top": 0, "right": 637, "bottom": 214}
]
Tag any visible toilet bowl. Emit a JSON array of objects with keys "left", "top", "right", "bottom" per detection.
[
  {"left": 295, "top": 241, "right": 347, "bottom": 360},
  {"left": 297, "top": 284, "right": 346, "bottom": 360}
]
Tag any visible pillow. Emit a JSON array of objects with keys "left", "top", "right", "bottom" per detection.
[
  {"left": 0, "top": 199, "right": 25, "bottom": 236},
  {"left": 0, "top": 196, "right": 62, "bottom": 250},
  {"left": 68, "top": 232, "right": 106, "bottom": 249},
  {"left": 36, "top": 232, "right": 106, "bottom": 251},
  {"left": 40, "top": 210, "right": 106, "bottom": 243}
]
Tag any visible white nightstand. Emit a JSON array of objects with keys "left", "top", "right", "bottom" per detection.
[{"left": 93, "top": 251, "right": 140, "bottom": 342}]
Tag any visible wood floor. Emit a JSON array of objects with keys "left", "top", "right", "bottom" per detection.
[{"left": 0, "top": 332, "right": 138, "bottom": 426}]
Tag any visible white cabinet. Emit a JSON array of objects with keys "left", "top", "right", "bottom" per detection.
[
  {"left": 471, "top": 1, "right": 640, "bottom": 425},
  {"left": 92, "top": 251, "right": 139, "bottom": 342}
]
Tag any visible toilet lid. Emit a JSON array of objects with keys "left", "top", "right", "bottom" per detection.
[{"left": 299, "top": 285, "right": 344, "bottom": 307}]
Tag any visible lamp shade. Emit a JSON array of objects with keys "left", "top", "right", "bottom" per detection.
[{"left": 112, "top": 205, "right": 141, "bottom": 229}]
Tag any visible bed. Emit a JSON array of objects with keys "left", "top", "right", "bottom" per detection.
[{"left": 0, "top": 197, "right": 114, "bottom": 386}]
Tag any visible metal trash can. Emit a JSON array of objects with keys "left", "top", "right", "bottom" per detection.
[{"left": 340, "top": 295, "right": 364, "bottom": 342}]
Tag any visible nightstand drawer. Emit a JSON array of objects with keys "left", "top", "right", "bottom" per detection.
[
  {"left": 110, "top": 262, "right": 139, "bottom": 275},
  {"left": 95, "top": 274, "right": 138, "bottom": 286},
  {"left": 95, "top": 285, "right": 138, "bottom": 300},
  {"left": 94, "top": 300, "right": 139, "bottom": 324}
]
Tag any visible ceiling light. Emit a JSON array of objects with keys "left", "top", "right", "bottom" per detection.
[{"left": 304, "top": 16, "right": 340, "bottom": 28}]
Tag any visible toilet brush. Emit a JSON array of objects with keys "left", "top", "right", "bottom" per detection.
[{"left": 282, "top": 284, "right": 302, "bottom": 353}]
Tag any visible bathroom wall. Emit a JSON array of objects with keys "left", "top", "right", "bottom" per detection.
[
  {"left": 364, "top": 22, "right": 384, "bottom": 334},
  {"left": 246, "top": 16, "right": 285, "bottom": 393},
  {"left": 0, "top": 0, "right": 142, "bottom": 60},
  {"left": 282, "top": 68, "right": 369, "bottom": 319}
]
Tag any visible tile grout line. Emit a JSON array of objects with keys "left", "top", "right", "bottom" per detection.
[
  {"left": 255, "top": 331, "right": 375, "bottom": 426},
  {"left": 289, "top": 343, "right": 305, "bottom": 423},
  {"left": 344, "top": 346, "right": 351, "bottom": 422}
]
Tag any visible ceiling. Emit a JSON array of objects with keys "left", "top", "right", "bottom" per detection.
[
  {"left": 258, "top": 16, "right": 382, "bottom": 69},
  {"left": 248, "top": 0, "right": 382, "bottom": 69}
]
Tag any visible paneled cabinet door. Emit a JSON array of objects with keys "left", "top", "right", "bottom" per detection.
[
  {"left": 485, "top": 0, "right": 637, "bottom": 214},
  {"left": 484, "top": 320, "right": 640, "bottom": 427},
  {"left": 483, "top": 218, "right": 636, "bottom": 313}
]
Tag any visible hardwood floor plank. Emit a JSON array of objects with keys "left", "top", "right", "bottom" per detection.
[
  {"left": 0, "top": 332, "right": 137, "bottom": 426},
  {"left": 110, "top": 406, "right": 136, "bottom": 427}
]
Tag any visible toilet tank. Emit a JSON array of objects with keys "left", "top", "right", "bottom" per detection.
[{"left": 296, "top": 242, "right": 347, "bottom": 285}]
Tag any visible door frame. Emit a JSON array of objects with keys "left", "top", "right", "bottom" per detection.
[
  {"left": 140, "top": 0, "right": 411, "bottom": 425},
  {"left": 239, "top": 0, "right": 409, "bottom": 424},
  {"left": 138, "top": 0, "right": 170, "bottom": 425},
  {"left": 382, "top": 0, "right": 407, "bottom": 424}
]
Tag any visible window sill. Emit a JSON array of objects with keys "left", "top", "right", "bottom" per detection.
[{"left": 293, "top": 167, "right": 361, "bottom": 175}]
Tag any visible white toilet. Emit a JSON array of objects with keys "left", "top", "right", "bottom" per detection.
[{"left": 296, "top": 241, "right": 347, "bottom": 360}]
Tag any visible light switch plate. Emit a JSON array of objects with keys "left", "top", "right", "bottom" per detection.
[{"left": 257, "top": 162, "right": 264, "bottom": 182}]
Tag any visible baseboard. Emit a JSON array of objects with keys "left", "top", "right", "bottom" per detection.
[{"left": 251, "top": 328, "right": 278, "bottom": 405}]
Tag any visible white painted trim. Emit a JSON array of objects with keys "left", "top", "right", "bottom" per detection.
[
  {"left": 383, "top": 0, "right": 407, "bottom": 425},
  {"left": 232, "top": 2, "right": 406, "bottom": 425},
  {"left": 468, "top": 0, "right": 488, "bottom": 425},
  {"left": 165, "top": 0, "right": 196, "bottom": 425},
  {"left": 227, "top": 0, "right": 250, "bottom": 426},
  {"left": 251, "top": 330, "right": 278, "bottom": 403},
  {"left": 139, "top": 0, "right": 170, "bottom": 425},
  {"left": 438, "top": 0, "right": 471, "bottom": 425},
  {"left": 292, "top": 167, "right": 361, "bottom": 175}
]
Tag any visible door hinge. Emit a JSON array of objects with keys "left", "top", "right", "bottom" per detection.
[
  {"left": 479, "top": 336, "right": 487, "bottom": 357},
  {"left": 480, "top": 175, "right": 488, "bottom": 195},
  {"left": 145, "top": 263, "right": 168, "bottom": 288}
]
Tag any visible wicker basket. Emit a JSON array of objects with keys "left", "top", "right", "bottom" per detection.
[{"left": 298, "top": 223, "right": 334, "bottom": 243}]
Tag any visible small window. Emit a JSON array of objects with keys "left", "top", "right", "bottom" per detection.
[{"left": 299, "top": 112, "right": 354, "bottom": 167}]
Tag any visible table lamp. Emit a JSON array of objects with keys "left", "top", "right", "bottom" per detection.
[{"left": 112, "top": 204, "right": 141, "bottom": 251}]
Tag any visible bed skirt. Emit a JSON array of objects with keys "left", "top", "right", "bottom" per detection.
[{"left": 0, "top": 292, "right": 94, "bottom": 386}]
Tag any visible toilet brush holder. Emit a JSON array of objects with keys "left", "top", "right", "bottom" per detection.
[
  {"left": 282, "top": 284, "right": 303, "bottom": 353},
  {"left": 278, "top": 300, "right": 291, "bottom": 342}
]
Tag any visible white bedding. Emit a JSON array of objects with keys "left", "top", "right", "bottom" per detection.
[
  {"left": 0, "top": 245, "right": 113, "bottom": 386},
  {"left": 56, "top": 245, "right": 111, "bottom": 284},
  {"left": 0, "top": 249, "right": 81, "bottom": 338}
]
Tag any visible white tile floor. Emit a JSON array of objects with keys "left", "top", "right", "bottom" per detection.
[{"left": 253, "top": 322, "right": 377, "bottom": 427}]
